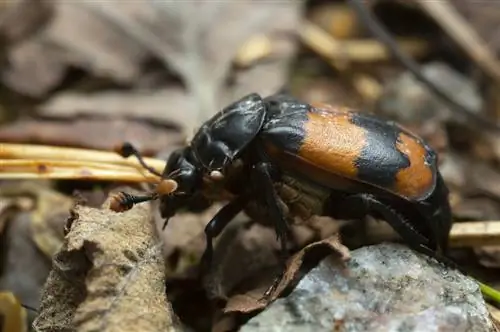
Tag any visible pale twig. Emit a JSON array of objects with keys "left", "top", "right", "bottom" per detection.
[
  {"left": 0, "top": 160, "right": 160, "bottom": 183},
  {"left": 0, "top": 143, "right": 166, "bottom": 183},
  {"left": 364, "top": 219, "right": 500, "bottom": 248},
  {"left": 0, "top": 143, "right": 165, "bottom": 173}
]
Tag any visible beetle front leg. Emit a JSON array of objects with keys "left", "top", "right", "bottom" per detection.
[
  {"left": 253, "top": 162, "right": 291, "bottom": 298},
  {"left": 253, "top": 162, "right": 290, "bottom": 260},
  {"left": 200, "top": 194, "right": 248, "bottom": 275}
]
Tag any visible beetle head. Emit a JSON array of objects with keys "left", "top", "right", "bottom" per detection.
[
  {"left": 189, "top": 93, "right": 266, "bottom": 176},
  {"left": 158, "top": 147, "right": 203, "bottom": 220}
]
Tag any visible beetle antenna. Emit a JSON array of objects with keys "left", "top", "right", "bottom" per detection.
[
  {"left": 109, "top": 179, "right": 178, "bottom": 213},
  {"left": 110, "top": 192, "right": 159, "bottom": 212},
  {"left": 115, "top": 142, "right": 163, "bottom": 177}
]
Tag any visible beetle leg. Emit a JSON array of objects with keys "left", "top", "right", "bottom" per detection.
[
  {"left": 253, "top": 162, "right": 290, "bottom": 258},
  {"left": 253, "top": 162, "right": 291, "bottom": 299},
  {"left": 345, "top": 193, "right": 434, "bottom": 251},
  {"left": 199, "top": 194, "right": 248, "bottom": 275}
]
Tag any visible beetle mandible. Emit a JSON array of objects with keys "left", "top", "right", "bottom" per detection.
[{"left": 113, "top": 93, "right": 453, "bottom": 295}]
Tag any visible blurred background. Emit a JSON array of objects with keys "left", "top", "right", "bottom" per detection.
[{"left": 0, "top": 0, "right": 500, "bottom": 331}]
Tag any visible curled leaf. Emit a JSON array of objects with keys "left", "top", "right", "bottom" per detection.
[
  {"left": 222, "top": 233, "right": 351, "bottom": 314},
  {"left": 33, "top": 188, "right": 178, "bottom": 332}
]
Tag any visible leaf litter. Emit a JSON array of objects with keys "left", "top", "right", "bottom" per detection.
[
  {"left": 0, "top": 0, "right": 303, "bottom": 152},
  {"left": 33, "top": 187, "right": 178, "bottom": 332}
]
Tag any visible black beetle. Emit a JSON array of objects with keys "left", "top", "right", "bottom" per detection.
[{"left": 113, "top": 93, "right": 453, "bottom": 295}]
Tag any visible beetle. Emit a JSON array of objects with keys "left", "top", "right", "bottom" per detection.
[{"left": 112, "top": 92, "right": 453, "bottom": 296}]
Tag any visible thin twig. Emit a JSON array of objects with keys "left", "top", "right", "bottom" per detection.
[
  {"left": 365, "top": 220, "right": 500, "bottom": 248},
  {"left": 0, "top": 143, "right": 166, "bottom": 173}
]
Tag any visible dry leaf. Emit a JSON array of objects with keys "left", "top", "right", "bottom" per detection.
[
  {"left": 1, "top": 40, "right": 68, "bottom": 98},
  {"left": 222, "top": 233, "right": 350, "bottom": 314},
  {"left": 33, "top": 188, "right": 177, "bottom": 332},
  {"left": 38, "top": 88, "right": 194, "bottom": 129},
  {"left": 26, "top": 0, "right": 302, "bottom": 132},
  {"left": 0, "top": 118, "right": 183, "bottom": 153},
  {"left": 0, "top": 292, "right": 28, "bottom": 332},
  {"left": 0, "top": 206, "right": 52, "bottom": 327},
  {"left": 0, "top": 181, "right": 78, "bottom": 254},
  {"left": 81, "top": 0, "right": 302, "bottom": 125}
]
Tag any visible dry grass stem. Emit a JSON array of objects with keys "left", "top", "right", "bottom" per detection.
[
  {"left": 0, "top": 143, "right": 165, "bottom": 172},
  {"left": 364, "top": 220, "right": 500, "bottom": 248},
  {"left": 449, "top": 221, "right": 500, "bottom": 248},
  {"left": 0, "top": 143, "right": 166, "bottom": 183}
]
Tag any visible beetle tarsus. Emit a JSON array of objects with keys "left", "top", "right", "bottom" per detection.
[{"left": 116, "top": 142, "right": 163, "bottom": 177}]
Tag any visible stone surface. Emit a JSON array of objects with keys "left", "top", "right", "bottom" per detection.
[{"left": 241, "top": 243, "right": 494, "bottom": 332}]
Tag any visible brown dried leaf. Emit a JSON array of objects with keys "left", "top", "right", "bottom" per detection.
[
  {"left": 38, "top": 88, "right": 193, "bottom": 129},
  {"left": 2, "top": 40, "right": 68, "bottom": 98},
  {"left": 0, "top": 180, "right": 72, "bottom": 267},
  {"left": 0, "top": 204, "right": 52, "bottom": 326},
  {"left": 71, "top": 0, "right": 303, "bottom": 127},
  {"left": 33, "top": 189, "right": 177, "bottom": 332},
  {"left": 0, "top": 0, "right": 55, "bottom": 98},
  {"left": 0, "top": 118, "right": 183, "bottom": 153},
  {"left": 0, "top": 292, "right": 28, "bottom": 332},
  {"left": 222, "top": 233, "right": 350, "bottom": 314}
]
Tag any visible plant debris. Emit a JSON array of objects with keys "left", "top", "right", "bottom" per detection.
[{"left": 33, "top": 188, "right": 177, "bottom": 332}]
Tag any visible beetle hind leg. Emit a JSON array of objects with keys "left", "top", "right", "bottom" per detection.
[{"left": 336, "top": 193, "right": 436, "bottom": 253}]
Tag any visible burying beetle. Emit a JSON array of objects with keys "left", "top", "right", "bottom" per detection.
[{"left": 111, "top": 93, "right": 453, "bottom": 297}]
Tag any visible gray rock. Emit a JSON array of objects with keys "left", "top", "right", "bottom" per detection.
[{"left": 241, "top": 243, "right": 494, "bottom": 332}]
